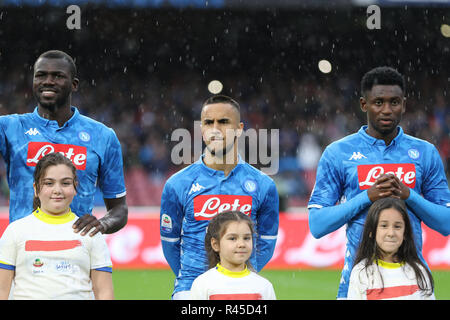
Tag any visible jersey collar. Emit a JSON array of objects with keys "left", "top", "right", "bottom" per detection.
[
  {"left": 358, "top": 125, "right": 404, "bottom": 146},
  {"left": 32, "top": 106, "right": 80, "bottom": 128},
  {"left": 376, "top": 259, "right": 405, "bottom": 269},
  {"left": 198, "top": 154, "right": 244, "bottom": 177},
  {"left": 216, "top": 263, "right": 250, "bottom": 278},
  {"left": 33, "top": 207, "right": 76, "bottom": 224}
]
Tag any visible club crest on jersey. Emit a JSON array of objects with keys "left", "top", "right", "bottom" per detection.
[
  {"left": 407, "top": 148, "right": 420, "bottom": 160},
  {"left": 78, "top": 131, "right": 90, "bottom": 142},
  {"left": 242, "top": 179, "right": 257, "bottom": 193},
  {"left": 27, "top": 142, "right": 87, "bottom": 170},
  {"left": 357, "top": 163, "right": 416, "bottom": 189},
  {"left": 193, "top": 195, "right": 252, "bottom": 220}
]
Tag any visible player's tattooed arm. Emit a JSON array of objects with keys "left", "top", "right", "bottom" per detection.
[{"left": 73, "top": 196, "right": 128, "bottom": 236}]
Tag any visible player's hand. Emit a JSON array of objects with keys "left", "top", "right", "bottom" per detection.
[
  {"left": 367, "top": 174, "right": 402, "bottom": 202},
  {"left": 73, "top": 214, "right": 105, "bottom": 237},
  {"left": 391, "top": 175, "right": 411, "bottom": 200}
]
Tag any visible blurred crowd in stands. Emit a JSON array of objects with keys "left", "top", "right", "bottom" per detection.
[{"left": 0, "top": 7, "right": 448, "bottom": 209}]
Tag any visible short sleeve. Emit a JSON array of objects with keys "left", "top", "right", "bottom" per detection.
[
  {"left": 347, "top": 263, "right": 368, "bottom": 300},
  {"left": 0, "top": 224, "right": 17, "bottom": 270},
  {"left": 264, "top": 282, "right": 276, "bottom": 300},
  {"left": 90, "top": 233, "right": 112, "bottom": 272},
  {"left": 190, "top": 275, "right": 208, "bottom": 300}
]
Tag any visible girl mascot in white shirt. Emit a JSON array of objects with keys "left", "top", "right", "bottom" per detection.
[
  {"left": 190, "top": 210, "right": 276, "bottom": 300},
  {"left": 347, "top": 197, "right": 434, "bottom": 300},
  {"left": 0, "top": 152, "right": 114, "bottom": 300}
]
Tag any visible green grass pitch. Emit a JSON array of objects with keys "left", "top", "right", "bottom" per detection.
[{"left": 112, "top": 269, "right": 450, "bottom": 300}]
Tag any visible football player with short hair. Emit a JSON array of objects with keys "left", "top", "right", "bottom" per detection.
[
  {"left": 308, "top": 66, "right": 450, "bottom": 299},
  {"left": 160, "top": 95, "right": 279, "bottom": 299},
  {"left": 0, "top": 50, "right": 128, "bottom": 235}
]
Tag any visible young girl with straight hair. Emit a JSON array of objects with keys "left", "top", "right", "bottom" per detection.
[
  {"left": 190, "top": 210, "right": 276, "bottom": 300},
  {"left": 0, "top": 152, "right": 114, "bottom": 300},
  {"left": 347, "top": 197, "right": 434, "bottom": 300}
]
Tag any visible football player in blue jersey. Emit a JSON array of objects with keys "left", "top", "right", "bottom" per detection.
[
  {"left": 308, "top": 66, "right": 450, "bottom": 299},
  {"left": 160, "top": 95, "right": 279, "bottom": 299},
  {"left": 0, "top": 50, "right": 128, "bottom": 236}
]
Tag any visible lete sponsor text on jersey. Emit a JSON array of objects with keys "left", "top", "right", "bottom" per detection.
[
  {"left": 357, "top": 163, "right": 416, "bottom": 189},
  {"left": 27, "top": 142, "right": 87, "bottom": 170},
  {"left": 193, "top": 195, "right": 253, "bottom": 220}
]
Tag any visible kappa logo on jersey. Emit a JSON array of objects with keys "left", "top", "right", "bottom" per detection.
[
  {"left": 27, "top": 142, "right": 87, "bottom": 170},
  {"left": 189, "top": 182, "right": 205, "bottom": 195},
  {"left": 25, "top": 128, "right": 41, "bottom": 136},
  {"left": 357, "top": 163, "right": 416, "bottom": 189},
  {"left": 193, "top": 195, "right": 253, "bottom": 220},
  {"left": 349, "top": 152, "right": 367, "bottom": 160}
]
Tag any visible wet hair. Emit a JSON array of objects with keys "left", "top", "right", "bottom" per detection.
[
  {"left": 35, "top": 50, "right": 77, "bottom": 79},
  {"left": 353, "top": 197, "right": 434, "bottom": 296},
  {"left": 33, "top": 152, "right": 78, "bottom": 210},
  {"left": 202, "top": 95, "right": 241, "bottom": 113},
  {"left": 360, "top": 66, "right": 405, "bottom": 98},
  {"left": 204, "top": 210, "right": 255, "bottom": 270}
]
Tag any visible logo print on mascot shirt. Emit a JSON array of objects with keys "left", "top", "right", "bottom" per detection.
[
  {"left": 193, "top": 195, "right": 252, "bottom": 220},
  {"left": 27, "top": 142, "right": 87, "bottom": 170},
  {"left": 357, "top": 163, "right": 416, "bottom": 189}
]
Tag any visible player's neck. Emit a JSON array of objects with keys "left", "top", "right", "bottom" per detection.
[
  {"left": 203, "top": 149, "right": 239, "bottom": 177},
  {"left": 366, "top": 126, "right": 398, "bottom": 146},
  {"left": 38, "top": 104, "right": 74, "bottom": 127}
]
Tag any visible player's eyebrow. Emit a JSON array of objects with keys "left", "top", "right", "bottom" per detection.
[
  {"left": 203, "top": 117, "right": 231, "bottom": 123},
  {"left": 34, "top": 71, "right": 68, "bottom": 79}
]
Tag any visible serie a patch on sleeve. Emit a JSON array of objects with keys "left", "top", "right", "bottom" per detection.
[{"left": 161, "top": 213, "right": 173, "bottom": 233}]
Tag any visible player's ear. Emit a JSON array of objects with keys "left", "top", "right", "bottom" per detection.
[
  {"left": 211, "top": 237, "right": 220, "bottom": 252},
  {"left": 236, "top": 122, "right": 244, "bottom": 138},
  {"left": 72, "top": 77, "right": 79, "bottom": 92},
  {"left": 360, "top": 96, "right": 367, "bottom": 112}
]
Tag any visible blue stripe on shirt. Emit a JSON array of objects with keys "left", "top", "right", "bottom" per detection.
[
  {"left": 0, "top": 262, "right": 15, "bottom": 271},
  {"left": 94, "top": 266, "right": 112, "bottom": 273}
]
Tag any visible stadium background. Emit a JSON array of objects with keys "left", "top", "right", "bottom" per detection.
[{"left": 0, "top": 0, "right": 449, "bottom": 299}]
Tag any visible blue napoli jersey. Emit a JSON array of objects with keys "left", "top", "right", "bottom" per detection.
[
  {"left": 160, "top": 156, "right": 279, "bottom": 296},
  {"left": 0, "top": 107, "right": 127, "bottom": 222},
  {"left": 308, "top": 126, "right": 450, "bottom": 298}
]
